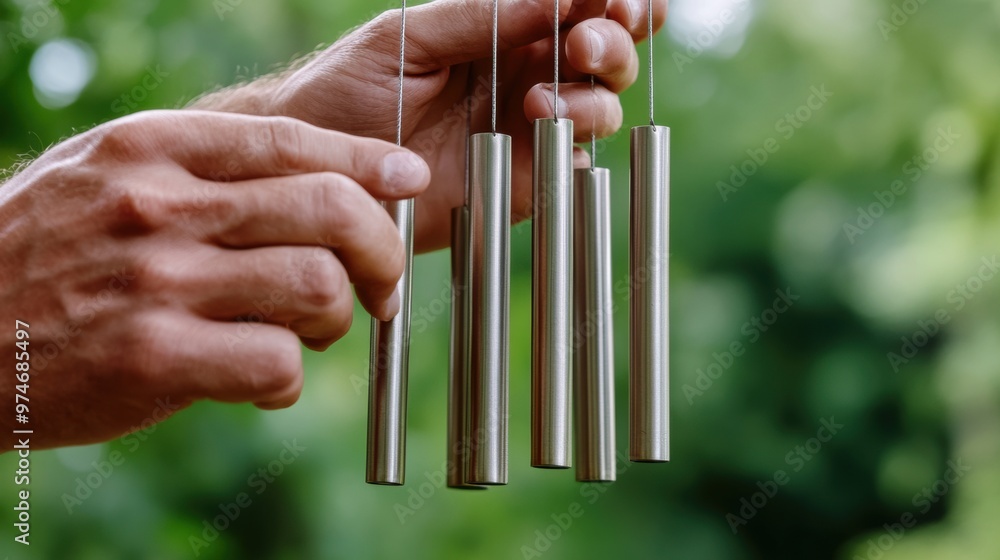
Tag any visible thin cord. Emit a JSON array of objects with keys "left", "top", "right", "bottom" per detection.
[
  {"left": 647, "top": 0, "right": 655, "bottom": 127},
  {"left": 552, "top": 0, "right": 559, "bottom": 120},
  {"left": 491, "top": 0, "right": 498, "bottom": 133},
  {"left": 397, "top": 0, "right": 406, "bottom": 145},
  {"left": 465, "top": 71, "right": 474, "bottom": 207},
  {"left": 590, "top": 75, "right": 596, "bottom": 168}
]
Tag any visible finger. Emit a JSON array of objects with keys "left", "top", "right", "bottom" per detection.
[
  {"left": 607, "top": 0, "right": 668, "bottom": 41},
  {"left": 573, "top": 146, "right": 592, "bottom": 169},
  {"left": 116, "top": 111, "right": 430, "bottom": 196},
  {"left": 197, "top": 172, "right": 404, "bottom": 321},
  {"left": 524, "top": 83, "right": 623, "bottom": 142},
  {"left": 179, "top": 246, "right": 355, "bottom": 349},
  {"left": 564, "top": 19, "right": 639, "bottom": 93},
  {"left": 400, "top": 0, "right": 576, "bottom": 71},
  {"left": 565, "top": 0, "right": 608, "bottom": 24},
  {"left": 132, "top": 311, "right": 305, "bottom": 409}
]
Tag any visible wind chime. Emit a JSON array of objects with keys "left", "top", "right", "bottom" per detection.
[{"left": 366, "top": 0, "right": 669, "bottom": 488}]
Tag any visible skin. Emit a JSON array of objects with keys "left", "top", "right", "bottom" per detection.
[{"left": 0, "top": 0, "right": 666, "bottom": 450}]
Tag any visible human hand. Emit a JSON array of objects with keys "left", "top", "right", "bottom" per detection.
[
  {"left": 0, "top": 110, "right": 429, "bottom": 449},
  {"left": 199, "top": 0, "right": 667, "bottom": 252}
]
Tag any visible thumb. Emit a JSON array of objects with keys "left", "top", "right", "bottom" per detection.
[{"left": 396, "top": 0, "right": 588, "bottom": 72}]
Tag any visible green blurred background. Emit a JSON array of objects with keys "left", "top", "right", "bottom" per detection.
[{"left": 1, "top": 0, "right": 999, "bottom": 558}]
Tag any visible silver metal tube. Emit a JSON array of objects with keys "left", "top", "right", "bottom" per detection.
[
  {"left": 629, "top": 125, "right": 670, "bottom": 463},
  {"left": 366, "top": 198, "right": 414, "bottom": 484},
  {"left": 447, "top": 207, "right": 486, "bottom": 490},
  {"left": 573, "top": 168, "right": 616, "bottom": 482},
  {"left": 467, "top": 133, "right": 510, "bottom": 485},
  {"left": 531, "top": 118, "right": 574, "bottom": 469}
]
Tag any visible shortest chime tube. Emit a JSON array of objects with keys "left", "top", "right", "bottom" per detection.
[
  {"left": 629, "top": 125, "right": 670, "bottom": 463},
  {"left": 466, "top": 132, "right": 511, "bottom": 485},
  {"left": 573, "top": 168, "right": 617, "bottom": 482},
  {"left": 531, "top": 118, "right": 574, "bottom": 468},
  {"left": 447, "top": 207, "right": 485, "bottom": 489}
]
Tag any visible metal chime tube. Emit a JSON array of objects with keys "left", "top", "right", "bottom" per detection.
[
  {"left": 467, "top": 133, "right": 510, "bottom": 485},
  {"left": 629, "top": 125, "right": 670, "bottom": 463},
  {"left": 572, "top": 63, "right": 617, "bottom": 482},
  {"left": 447, "top": 207, "right": 484, "bottom": 489},
  {"left": 366, "top": 196, "right": 413, "bottom": 484},
  {"left": 367, "top": 2, "right": 410, "bottom": 485},
  {"left": 573, "top": 168, "right": 616, "bottom": 482},
  {"left": 531, "top": 118, "right": 574, "bottom": 468}
]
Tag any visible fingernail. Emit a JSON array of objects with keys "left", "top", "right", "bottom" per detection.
[
  {"left": 379, "top": 289, "right": 401, "bottom": 320},
  {"left": 588, "top": 27, "right": 606, "bottom": 64},
  {"left": 382, "top": 152, "right": 427, "bottom": 194},
  {"left": 548, "top": 90, "right": 570, "bottom": 119}
]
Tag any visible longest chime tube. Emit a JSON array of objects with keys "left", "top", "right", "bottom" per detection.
[
  {"left": 531, "top": 118, "right": 574, "bottom": 468},
  {"left": 573, "top": 168, "right": 616, "bottom": 482},
  {"left": 447, "top": 207, "right": 485, "bottom": 489},
  {"left": 466, "top": 133, "right": 511, "bottom": 485},
  {"left": 629, "top": 125, "right": 670, "bottom": 463},
  {"left": 366, "top": 199, "right": 414, "bottom": 484}
]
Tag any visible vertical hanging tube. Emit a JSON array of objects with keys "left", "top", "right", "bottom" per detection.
[
  {"left": 366, "top": 198, "right": 413, "bottom": 484},
  {"left": 531, "top": 118, "right": 574, "bottom": 468},
  {"left": 447, "top": 207, "right": 485, "bottom": 489},
  {"left": 467, "top": 132, "right": 511, "bottom": 485},
  {"left": 573, "top": 168, "right": 616, "bottom": 482},
  {"left": 367, "top": 3, "right": 410, "bottom": 485},
  {"left": 629, "top": 125, "right": 670, "bottom": 463}
]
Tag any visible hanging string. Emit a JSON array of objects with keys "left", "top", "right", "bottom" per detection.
[
  {"left": 465, "top": 71, "right": 474, "bottom": 207},
  {"left": 647, "top": 0, "right": 655, "bottom": 127},
  {"left": 552, "top": 0, "right": 559, "bottom": 121},
  {"left": 491, "top": 0, "right": 498, "bottom": 133},
  {"left": 590, "top": 74, "right": 596, "bottom": 168},
  {"left": 396, "top": 0, "right": 406, "bottom": 145}
]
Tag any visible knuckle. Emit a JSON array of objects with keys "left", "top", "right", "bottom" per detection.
[
  {"left": 263, "top": 117, "right": 306, "bottom": 173},
  {"left": 128, "top": 254, "right": 179, "bottom": 295},
  {"left": 101, "top": 183, "right": 171, "bottom": 235},
  {"left": 115, "top": 317, "right": 170, "bottom": 387},
  {"left": 292, "top": 249, "right": 347, "bottom": 311}
]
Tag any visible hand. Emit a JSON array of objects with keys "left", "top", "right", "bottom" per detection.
[
  {"left": 197, "top": 0, "right": 668, "bottom": 252},
  {"left": 0, "top": 110, "right": 430, "bottom": 449}
]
